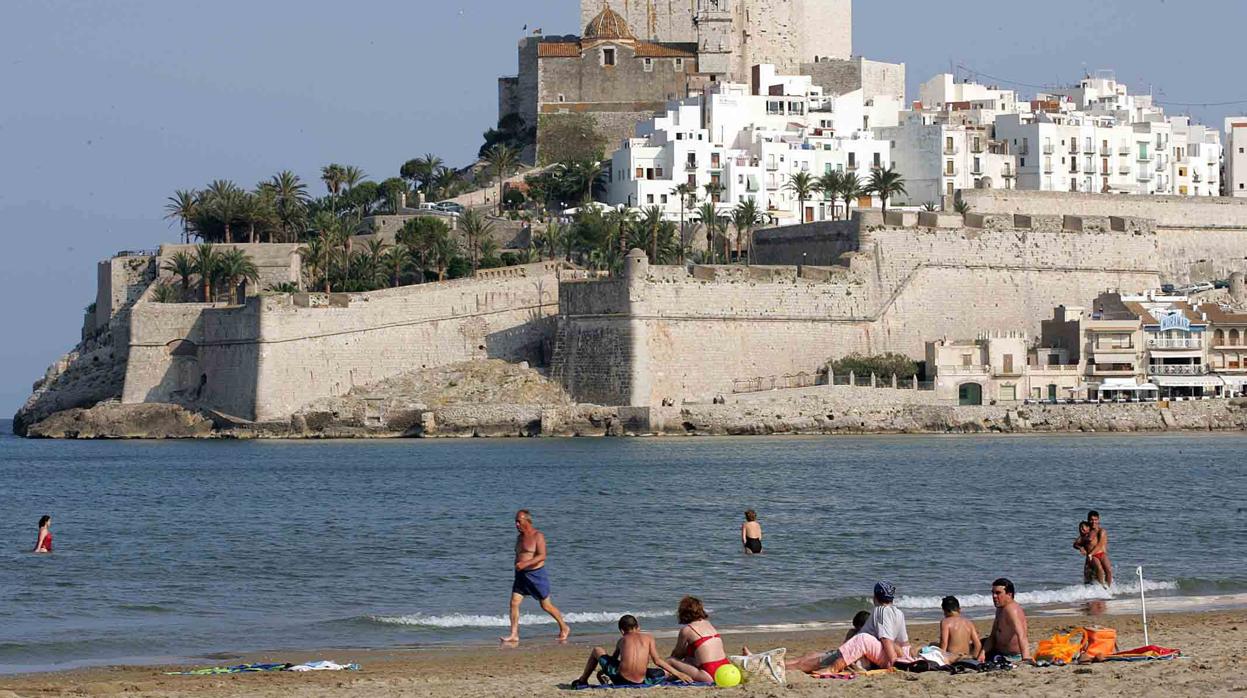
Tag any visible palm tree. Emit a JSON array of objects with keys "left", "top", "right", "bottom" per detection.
[
  {"left": 785, "top": 171, "right": 816, "bottom": 225},
  {"left": 867, "top": 165, "right": 907, "bottom": 214},
  {"left": 193, "top": 243, "right": 221, "bottom": 302},
  {"left": 732, "top": 198, "right": 763, "bottom": 265},
  {"left": 342, "top": 165, "right": 366, "bottom": 193},
  {"left": 672, "top": 182, "right": 697, "bottom": 262},
  {"left": 400, "top": 153, "right": 443, "bottom": 199},
  {"left": 203, "top": 180, "right": 246, "bottom": 244},
  {"left": 269, "top": 171, "right": 309, "bottom": 242},
  {"left": 432, "top": 166, "right": 460, "bottom": 202},
  {"left": 216, "top": 248, "right": 260, "bottom": 304},
  {"left": 151, "top": 282, "right": 181, "bottom": 303},
  {"left": 459, "top": 208, "right": 494, "bottom": 273},
  {"left": 381, "top": 243, "right": 410, "bottom": 287},
  {"left": 162, "top": 251, "right": 197, "bottom": 300},
  {"left": 321, "top": 164, "right": 346, "bottom": 212},
  {"left": 484, "top": 144, "right": 521, "bottom": 216},
  {"left": 839, "top": 173, "right": 864, "bottom": 220},
  {"left": 298, "top": 236, "right": 331, "bottom": 293},
  {"left": 430, "top": 234, "right": 460, "bottom": 281},
  {"left": 816, "top": 171, "right": 844, "bottom": 220},
  {"left": 696, "top": 201, "right": 721, "bottom": 264},
  {"left": 164, "top": 189, "right": 199, "bottom": 243}
]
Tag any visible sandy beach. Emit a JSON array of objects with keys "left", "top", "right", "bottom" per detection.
[{"left": 2, "top": 609, "right": 1243, "bottom": 697}]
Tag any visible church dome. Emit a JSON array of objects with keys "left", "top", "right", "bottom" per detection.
[{"left": 584, "top": 6, "right": 635, "bottom": 41}]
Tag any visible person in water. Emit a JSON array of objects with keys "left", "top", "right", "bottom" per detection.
[
  {"left": 33, "top": 515, "right": 52, "bottom": 554},
  {"left": 665, "top": 596, "right": 730, "bottom": 683},
  {"left": 981, "top": 578, "right": 1031, "bottom": 662},
  {"left": 741, "top": 510, "right": 763, "bottom": 554},
  {"left": 500, "top": 509, "right": 569, "bottom": 643},
  {"left": 937, "top": 596, "right": 981, "bottom": 664},
  {"left": 571, "top": 615, "right": 694, "bottom": 687},
  {"left": 1086, "top": 510, "right": 1113, "bottom": 587},
  {"left": 1073, "top": 520, "right": 1106, "bottom": 585}
]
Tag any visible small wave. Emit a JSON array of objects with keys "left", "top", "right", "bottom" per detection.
[
  {"left": 367, "top": 610, "right": 669, "bottom": 628},
  {"left": 896, "top": 579, "right": 1178, "bottom": 610}
]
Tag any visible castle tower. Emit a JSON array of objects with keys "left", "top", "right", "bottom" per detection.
[{"left": 695, "top": 0, "right": 733, "bottom": 78}]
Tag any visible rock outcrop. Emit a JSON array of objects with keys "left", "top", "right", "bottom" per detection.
[{"left": 26, "top": 403, "right": 214, "bottom": 439}]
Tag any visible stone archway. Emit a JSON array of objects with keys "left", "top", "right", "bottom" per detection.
[{"left": 958, "top": 382, "right": 983, "bottom": 406}]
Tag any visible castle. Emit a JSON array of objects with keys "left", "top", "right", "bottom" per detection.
[{"left": 498, "top": 0, "right": 869, "bottom": 161}]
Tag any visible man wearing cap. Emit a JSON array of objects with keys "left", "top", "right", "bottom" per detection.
[{"left": 858, "top": 581, "right": 911, "bottom": 668}]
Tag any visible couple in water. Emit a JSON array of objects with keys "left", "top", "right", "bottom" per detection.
[
  {"left": 776, "top": 579, "right": 1032, "bottom": 675},
  {"left": 572, "top": 597, "right": 729, "bottom": 687},
  {"left": 1073, "top": 510, "right": 1113, "bottom": 587}
]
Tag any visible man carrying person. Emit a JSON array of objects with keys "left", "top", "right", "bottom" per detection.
[
  {"left": 1086, "top": 510, "right": 1113, "bottom": 587},
  {"left": 937, "top": 596, "right": 981, "bottom": 664},
  {"left": 500, "top": 509, "right": 570, "bottom": 644},
  {"left": 980, "top": 578, "right": 1031, "bottom": 662},
  {"left": 572, "top": 615, "right": 694, "bottom": 687}
]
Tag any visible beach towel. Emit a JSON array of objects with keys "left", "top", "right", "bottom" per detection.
[
  {"left": 572, "top": 681, "right": 713, "bottom": 690},
  {"left": 287, "top": 660, "right": 361, "bottom": 672},
  {"left": 165, "top": 663, "right": 290, "bottom": 675},
  {"left": 814, "top": 668, "right": 892, "bottom": 679},
  {"left": 1106, "top": 645, "right": 1181, "bottom": 662},
  {"left": 1036, "top": 629, "right": 1084, "bottom": 663}
]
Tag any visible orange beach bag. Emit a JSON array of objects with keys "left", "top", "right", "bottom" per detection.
[
  {"left": 1035, "top": 630, "right": 1083, "bottom": 663},
  {"left": 1080, "top": 626, "right": 1118, "bottom": 659}
]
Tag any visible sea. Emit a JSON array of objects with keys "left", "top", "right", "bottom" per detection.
[{"left": 2, "top": 421, "right": 1246, "bottom": 674}]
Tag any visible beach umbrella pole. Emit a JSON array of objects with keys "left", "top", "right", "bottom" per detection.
[{"left": 1136, "top": 565, "right": 1150, "bottom": 646}]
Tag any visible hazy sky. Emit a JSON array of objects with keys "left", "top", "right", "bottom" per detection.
[{"left": 3, "top": 0, "right": 1245, "bottom": 415}]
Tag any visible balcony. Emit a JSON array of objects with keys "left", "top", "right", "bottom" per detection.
[
  {"left": 1137, "top": 153, "right": 1151, "bottom": 162},
  {"left": 971, "top": 165, "right": 984, "bottom": 175},
  {"left": 1069, "top": 145, "right": 1080, "bottom": 155},
  {"left": 1148, "top": 364, "right": 1208, "bottom": 376},
  {"left": 1084, "top": 143, "right": 1095, "bottom": 154},
  {"left": 1147, "top": 337, "right": 1202, "bottom": 350},
  {"left": 1001, "top": 167, "right": 1015, "bottom": 178},
  {"left": 1089, "top": 365, "right": 1138, "bottom": 376},
  {"left": 993, "top": 367, "right": 1025, "bottom": 377},
  {"left": 942, "top": 365, "right": 990, "bottom": 376},
  {"left": 1193, "top": 173, "right": 1203, "bottom": 183},
  {"left": 1119, "top": 146, "right": 1132, "bottom": 156},
  {"left": 944, "top": 145, "right": 960, "bottom": 155},
  {"left": 1100, "top": 146, "right": 1112, "bottom": 156},
  {"left": 1118, "top": 164, "right": 1132, "bottom": 174},
  {"left": 971, "top": 143, "right": 985, "bottom": 154},
  {"left": 765, "top": 162, "right": 779, "bottom": 171},
  {"left": 1042, "top": 144, "right": 1055, "bottom": 154},
  {"left": 685, "top": 161, "right": 699, "bottom": 171},
  {"left": 1043, "top": 164, "right": 1054, "bottom": 174},
  {"left": 1138, "top": 171, "right": 1154, "bottom": 181},
  {"left": 1101, "top": 167, "right": 1111, "bottom": 176},
  {"left": 945, "top": 166, "right": 958, "bottom": 176}
]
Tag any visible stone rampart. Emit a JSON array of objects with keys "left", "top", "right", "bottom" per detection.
[
  {"left": 960, "top": 189, "right": 1247, "bottom": 230},
  {"left": 156, "top": 243, "right": 301, "bottom": 294}
]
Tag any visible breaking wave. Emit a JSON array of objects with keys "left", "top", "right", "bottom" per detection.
[
  {"left": 895, "top": 579, "right": 1178, "bottom": 610},
  {"left": 366, "top": 609, "right": 669, "bottom": 628}
]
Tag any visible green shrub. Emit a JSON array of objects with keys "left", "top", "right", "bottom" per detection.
[{"left": 829, "top": 352, "right": 918, "bottom": 379}]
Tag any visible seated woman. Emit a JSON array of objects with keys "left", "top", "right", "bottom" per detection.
[{"left": 665, "top": 596, "right": 730, "bottom": 683}]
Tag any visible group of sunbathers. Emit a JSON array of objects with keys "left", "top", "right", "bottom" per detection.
[
  {"left": 572, "top": 579, "right": 1036, "bottom": 686},
  {"left": 1073, "top": 510, "right": 1114, "bottom": 587}
]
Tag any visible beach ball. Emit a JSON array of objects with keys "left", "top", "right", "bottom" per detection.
[{"left": 714, "top": 663, "right": 742, "bottom": 688}]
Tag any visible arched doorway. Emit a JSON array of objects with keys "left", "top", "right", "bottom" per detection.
[{"left": 958, "top": 382, "right": 983, "bottom": 406}]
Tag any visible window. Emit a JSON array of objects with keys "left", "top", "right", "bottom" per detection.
[
  {"left": 873, "top": 153, "right": 881, "bottom": 168},
  {"left": 660, "top": 194, "right": 668, "bottom": 204},
  {"left": 646, "top": 194, "right": 654, "bottom": 204},
  {"left": 847, "top": 153, "right": 856, "bottom": 168},
  {"left": 635, "top": 167, "right": 644, "bottom": 178},
  {"left": 945, "top": 160, "right": 954, "bottom": 175},
  {"left": 643, "top": 58, "right": 653, "bottom": 72},
  {"left": 557, "top": 94, "right": 565, "bottom": 103},
  {"left": 602, "top": 48, "right": 616, "bottom": 66},
  {"left": 674, "top": 58, "right": 684, "bottom": 71},
  {"left": 655, "top": 166, "right": 664, "bottom": 178},
  {"left": 961, "top": 354, "right": 973, "bottom": 367}
]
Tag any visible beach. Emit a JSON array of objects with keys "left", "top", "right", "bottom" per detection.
[{"left": 2, "top": 610, "right": 1242, "bottom": 697}]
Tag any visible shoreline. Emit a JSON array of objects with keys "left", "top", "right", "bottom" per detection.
[{"left": 2, "top": 608, "right": 1243, "bottom": 696}]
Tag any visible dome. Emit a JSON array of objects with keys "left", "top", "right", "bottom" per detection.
[{"left": 584, "top": 6, "right": 635, "bottom": 41}]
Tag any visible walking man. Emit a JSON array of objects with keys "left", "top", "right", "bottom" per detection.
[{"left": 501, "top": 509, "right": 570, "bottom": 644}]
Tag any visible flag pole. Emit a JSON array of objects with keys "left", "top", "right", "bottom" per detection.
[{"left": 1136, "top": 566, "right": 1150, "bottom": 646}]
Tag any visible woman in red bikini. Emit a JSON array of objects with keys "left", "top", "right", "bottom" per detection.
[
  {"left": 665, "top": 596, "right": 730, "bottom": 683},
  {"left": 33, "top": 515, "right": 52, "bottom": 554}
]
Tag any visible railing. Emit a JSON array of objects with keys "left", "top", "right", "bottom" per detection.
[
  {"left": 732, "top": 372, "right": 819, "bottom": 394},
  {"left": 971, "top": 144, "right": 985, "bottom": 153},
  {"left": 115, "top": 249, "right": 159, "bottom": 258},
  {"left": 1193, "top": 173, "right": 1203, "bottom": 183},
  {"left": 945, "top": 166, "right": 958, "bottom": 175},
  {"left": 1137, "top": 153, "right": 1151, "bottom": 162},
  {"left": 944, "top": 145, "right": 960, "bottom": 155},
  {"left": 1031, "top": 364, "right": 1081, "bottom": 371},
  {"left": 1089, "top": 366, "right": 1137, "bottom": 374},
  {"left": 1148, "top": 337, "right": 1202, "bottom": 349},
  {"left": 1068, "top": 145, "right": 1079, "bottom": 155},
  {"left": 993, "top": 367, "right": 1024, "bottom": 377},
  {"left": 971, "top": 166, "right": 984, "bottom": 175},
  {"left": 1138, "top": 171, "right": 1153, "bottom": 181},
  {"left": 1101, "top": 167, "right": 1111, "bottom": 176},
  {"left": 1100, "top": 146, "right": 1112, "bottom": 156},
  {"left": 1043, "top": 165, "right": 1054, "bottom": 174},
  {"left": 765, "top": 162, "right": 779, "bottom": 171},
  {"left": 1148, "top": 364, "right": 1208, "bottom": 375},
  {"left": 1001, "top": 167, "right": 1014, "bottom": 177},
  {"left": 940, "top": 365, "right": 990, "bottom": 376},
  {"left": 1084, "top": 143, "right": 1095, "bottom": 154},
  {"left": 1118, "top": 164, "right": 1132, "bottom": 174},
  {"left": 1118, "top": 146, "right": 1132, "bottom": 156},
  {"left": 685, "top": 161, "right": 698, "bottom": 171},
  {"left": 1042, "top": 144, "right": 1055, "bottom": 154}
]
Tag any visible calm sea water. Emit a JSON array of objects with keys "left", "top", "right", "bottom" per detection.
[{"left": 2, "top": 422, "right": 1246, "bottom": 673}]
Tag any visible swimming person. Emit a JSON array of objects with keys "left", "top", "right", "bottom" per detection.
[
  {"left": 571, "top": 615, "right": 694, "bottom": 687},
  {"left": 937, "top": 596, "right": 980, "bottom": 663},
  {"left": 1087, "top": 510, "right": 1113, "bottom": 587},
  {"left": 981, "top": 578, "right": 1031, "bottom": 662},
  {"left": 33, "top": 515, "right": 52, "bottom": 554},
  {"left": 665, "top": 596, "right": 730, "bottom": 683},
  {"left": 741, "top": 510, "right": 763, "bottom": 554},
  {"left": 500, "top": 509, "right": 570, "bottom": 644}
]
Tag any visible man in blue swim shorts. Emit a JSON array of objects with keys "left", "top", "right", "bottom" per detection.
[{"left": 501, "top": 509, "right": 570, "bottom": 643}]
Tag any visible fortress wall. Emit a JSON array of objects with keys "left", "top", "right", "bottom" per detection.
[
  {"left": 550, "top": 279, "right": 635, "bottom": 406},
  {"left": 95, "top": 255, "right": 156, "bottom": 330},
  {"left": 1156, "top": 229, "right": 1247, "bottom": 283},
  {"left": 753, "top": 220, "right": 859, "bottom": 266},
  {"left": 157, "top": 243, "right": 301, "bottom": 294},
  {"left": 250, "top": 272, "right": 560, "bottom": 421},
  {"left": 960, "top": 189, "right": 1247, "bottom": 230}
]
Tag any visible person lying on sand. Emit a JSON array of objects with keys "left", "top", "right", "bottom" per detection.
[
  {"left": 754, "top": 609, "right": 874, "bottom": 675},
  {"left": 664, "top": 596, "right": 731, "bottom": 683},
  {"left": 572, "top": 615, "right": 694, "bottom": 687},
  {"left": 757, "top": 582, "right": 911, "bottom": 674},
  {"left": 846, "top": 610, "right": 870, "bottom": 642},
  {"left": 938, "top": 596, "right": 981, "bottom": 664},
  {"left": 980, "top": 578, "right": 1031, "bottom": 662}
]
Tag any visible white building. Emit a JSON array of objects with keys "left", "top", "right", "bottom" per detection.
[
  {"left": 607, "top": 64, "right": 900, "bottom": 225},
  {"left": 879, "top": 111, "right": 1015, "bottom": 205},
  {"left": 1225, "top": 117, "right": 1247, "bottom": 197}
]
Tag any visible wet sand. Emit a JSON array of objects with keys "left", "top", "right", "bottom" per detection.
[{"left": 2, "top": 610, "right": 1243, "bottom": 697}]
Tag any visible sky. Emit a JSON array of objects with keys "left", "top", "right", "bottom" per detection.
[{"left": 2, "top": 0, "right": 1246, "bottom": 415}]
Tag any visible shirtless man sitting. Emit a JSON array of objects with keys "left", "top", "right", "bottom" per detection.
[
  {"left": 572, "top": 615, "right": 694, "bottom": 687},
  {"left": 938, "top": 596, "right": 981, "bottom": 664},
  {"left": 980, "top": 578, "right": 1031, "bottom": 662},
  {"left": 500, "top": 509, "right": 570, "bottom": 643},
  {"left": 1086, "top": 510, "right": 1113, "bottom": 587}
]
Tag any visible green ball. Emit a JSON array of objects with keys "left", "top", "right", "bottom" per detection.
[{"left": 714, "top": 663, "right": 742, "bottom": 687}]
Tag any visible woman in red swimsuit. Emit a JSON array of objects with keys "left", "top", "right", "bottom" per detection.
[
  {"left": 33, "top": 515, "right": 52, "bottom": 554},
  {"left": 665, "top": 596, "right": 730, "bottom": 683}
]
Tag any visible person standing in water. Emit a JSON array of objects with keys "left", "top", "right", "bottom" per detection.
[
  {"left": 33, "top": 515, "right": 52, "bottom": 553},
  {"left": 1086, "top": 510, "right": 1113, "bottom": 587},
  {"left": 741, "top": 510, "right": 763, "bottom": 554},
  {"left": 501, "top": 509, "right": 570, "bottom": 644}
]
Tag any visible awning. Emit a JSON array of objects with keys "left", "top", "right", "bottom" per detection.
[
  {"left": 1150, "top": 375, "right": 1225, "bottom": 388},
  {"left": 1097, "top": 379, "right": 1158, "bottom": 391},
  {"left": 1219, "top": 375, "right": 1247, "bottom": 387}
]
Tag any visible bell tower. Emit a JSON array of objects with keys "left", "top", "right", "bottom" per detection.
[{"left": 694, "top": 0, "right": 732, "bottom": 78}]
